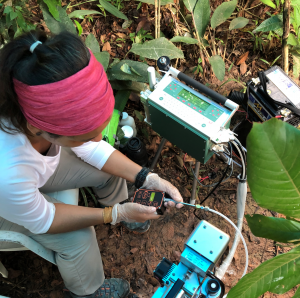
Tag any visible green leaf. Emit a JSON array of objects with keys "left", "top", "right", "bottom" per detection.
[
  {"left": 247, "top": 119, "right": 300, "bottom": 217},
  {"left": 114, "top": 90, "right": 131, "bottom": 112},
  {"left": 294, "top": 286, "right": 300, "bottom": 297},
  {"left": 122, "top": 19, "right": 132, "bottom": 29},
  {"left": 211, "top": 0, "right": 237, "bottom": 29},
  {"left": 10, "top": 10, "right": 18, "bottom": 21},
  {"left": 246, "top": 214, "right": 300, "bottom": 243},
  {"left": 229, "top": 17, "right": 249, "bottom": 30},
  {"left": 85, "top": 33, "right": 100, "bottom": 53},
  {"left": 3, "top": 6, "right": 13, "bottom": 14},
  {"left": 120, "top": 63, "right": 132, "bottom": 74},
  {"left": 99, "top": 0, "right": 128, "bottom": 20},
  {"left": 130, "top": 66, "right": 142, "bottom": 76},
  {"left": 288, "top": 34, "right": 298, "bottom": 46},
  {"left": 107, "top": 60, "right": 158, "bottom": 82},
  {"left": 137, "top": 0, "right": 173, "bottom": 4},
  {"left": 134, "top": 110, "right": 144, "bottom": 122},
  {"left": 209, "top": 55, "right": 225, "bottom": 81},
  {"left": 130, "top": 37, "right": 184, "bottom": 60},
  {"left": 227, "top": 246, "right": 300, "bottom": 297},
  {"left": 253, "top": 15, "right": 283, "bottom": 33},
  {"left": 43, "top": 0, "right": 60, "bottom": 21},
  {"left": 260, "top": 0, "right": 276, "bottom": 9},
  {"left": 170, "top": 36, "right": 199, "bottom": 44},
  {"left": 41, "top": 3, "right": 76, "bottom": 35},
  {"left": 94, "top": 52, "right": 110, "bottom": 71},
  {"left": 16, "top": 11, "right": 26, "bottom": 29},
  {"left": 110, "top": 80, "right": 147, "bottom": 93},
  {"left": 292, "top": 52, "right": 300, "bottom": 79},
  {"left": 74, "top": 20, "right": 83, "bottom": 36},
  {"left": 68, "top": 9, "right": 102, "bottom": 19}
]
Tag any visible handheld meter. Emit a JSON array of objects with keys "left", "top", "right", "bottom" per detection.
[
  {"left": 141, "top": 56, "right": 238, "bottom": 164},
  {"left": 132, "top": 189, "right": 166, "bottom": 215}
]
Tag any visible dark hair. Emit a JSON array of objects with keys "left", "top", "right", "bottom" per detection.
[{"left": 0, "top": 30, "right": 90, "bottom": 136}]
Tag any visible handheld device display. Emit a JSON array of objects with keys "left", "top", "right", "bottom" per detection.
[{"left": 132, "top": 189, "right": 166, "bottom": 215}]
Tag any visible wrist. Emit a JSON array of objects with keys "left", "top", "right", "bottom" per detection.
[
  {"left": 135, "top": 167, "right": 151, "bottom": 188},
  {"left": 103, "top": 206, "right": 113, "bottom": 224}
]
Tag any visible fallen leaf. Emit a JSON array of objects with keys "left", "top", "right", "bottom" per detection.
[
  {"left": 236, "top": 51, "right": 249, "bottom": 65},
  {"left": 129, "top": 92, "right": 140, "bottom": 102},
  {"left": 136, "top": 18, "right": 152, "bottom": 33},
  {"left": 116, "top": 32, "right": 126, "bottom": 39},
  {"left": 102, "top": 42, "right": 111, "bottom": 54},
  {"left": 130, "top": 247, "right": 138, "bottom": 254},
  {"left": 100, "top": 34, "right": 106, "bottom": 43},
  {"left": 240, "top": 62, "right": 247, "bottom": 75}
]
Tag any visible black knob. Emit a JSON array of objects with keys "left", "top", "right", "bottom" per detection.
[{"left": 157, "top": 56, "right": 170, "bottom": 71}]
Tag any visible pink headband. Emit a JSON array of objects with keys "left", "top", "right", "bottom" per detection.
[{"left": 13, "top": 50, "right": 114, "bottom": 136}]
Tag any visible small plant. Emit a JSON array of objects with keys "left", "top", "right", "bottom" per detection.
[{"left": 129, "top": 28, "right": 154, "bottom": 44}]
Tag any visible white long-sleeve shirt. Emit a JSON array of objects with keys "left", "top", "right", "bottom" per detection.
[{"left": 0, "top": 127, "right": 115, "bottom": 234}]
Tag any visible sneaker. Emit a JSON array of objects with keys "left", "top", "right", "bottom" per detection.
[
  {"left": 121, "top": 220, "right": 151, "bottom": 234},
  {"left": 63, "top": 278, "right": 130, "bottom": 298}
]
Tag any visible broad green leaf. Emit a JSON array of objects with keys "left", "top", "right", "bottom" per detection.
[
  {"left": 74, "top": 20, "right": 82, "bottom": 36},
  {"left": 131, "top": 66, "right": 142, "bottom": 76},
  {"left": 130, "top": 37, "right": 184, "bottom": 60},
  {"left": 211, "top": 0, "right": 237, "bottom": 29},
  {"left": 260, "top": 0, "right": 276, "bottom": 9},
  {"left": 43, "top": 0, "right": 60, "bottom": 21},
  {"left": 99, "top": 0, "right": 128, "bottom": 20},
  {"left": 194, "top": 0, "right": 211, "bottom": 38},
  {"left": 183, "top": 0, "right": 210, "bottom": 38},
  {"left": 10, "top": 10, "right": 18, "bottom": 21},
  {"left": 292, "top": 0, "right": 300, "bottom": 8},
  {"left": 94, "top": 52, "right": 110, "bottom": 71},
  {"left": 85, "top": 34, "right": 100, "bottom": 53},
  {"left": 288, "top": 33, "right": 298, "bottom": 46},
  {"left": 201, "top": 38, "right": 209, "bottom": 47},
  {"left": 229, "top": 17, "right": 249, "bottom": 30},
  {"left": 114, "top": 90, "right": 131, "bottom": 112},
  {"left": 247, "top": 119, "right": 300, "bottom": 217},
  {"left": 253, "top": 15, "right": 283, "bottom": 33},
  {"left": 41, "top": 3, "right": 76, "bottom": 35},
  {"left": 227, "top": 246, "right": 300, "bottom": 297},
  {"left": 110, "top": 80, "right": 147, "bottom": 93},
  {"left": 137, "top": 0, "right": 173, "bottom": 5},
  {"left": 170, "top": 36, "right": 198, "bottom": 44},
  {"left": 292, "top": 7, "right": 300, "bottom": 30},
  {"left": 16, "top": 11, "right": 26, "bottom": 29},
  {"left": 246, "top": 214, "right": 300, "bottom": 242},
  {"left": 68, "top": 9, "right": 102, "bottom": 19},
  {"left": 292, "top": 52, "right": 300, "bottom": 79},
  {"left": 209, "top": 55, "right": 225, "bottom": 81},
  {"left": 3, "top": 6, "right": 13, "bottom": 14},
  {"left": 107, "top": 60, "right": 154, "bottom": 82}
]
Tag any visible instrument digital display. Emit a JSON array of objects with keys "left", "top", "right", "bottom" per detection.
[{"left": 178, "top": 89, "right": 210, "bottom": 111}]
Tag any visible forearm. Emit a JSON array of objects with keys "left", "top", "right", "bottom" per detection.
[
  {"left": 101, "top": 150, "right": 142, "bottom": 182},
  {"left": 47, "top": 203, "right": 105, "bottom": 234}
]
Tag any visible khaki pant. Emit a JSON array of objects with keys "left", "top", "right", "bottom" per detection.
[{"left": 0, "top": 148, "right": 128, "bottom": 296}]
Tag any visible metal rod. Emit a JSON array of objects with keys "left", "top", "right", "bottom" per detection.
[
  {"left": 190, "top": 161, "right": 200, "bottom": 205},
  {"left": 164, "top": 198, "right": 196, "bottom": 208},
  {"left": 149, "top": 138, "right": 167, "bottom": 171}
]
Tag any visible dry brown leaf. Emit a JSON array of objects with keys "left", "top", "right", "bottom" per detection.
[
  {"left": 100, "top": 34, "right": 106, "bottom": 43},
  {"left": 102, "top": 42, "right": 111, "bottom": 54},
  {"left": 136, "top": 18, "right": 152, "bottom": 33},
  {"left": 236, "top": 51, "right": 249, "bottom": 65},
  {"left": 116, "top": 32, "right": 126, "bottom": 39},
  {"left": 240, "top": 62, "right": 247, "bottom": 75}
]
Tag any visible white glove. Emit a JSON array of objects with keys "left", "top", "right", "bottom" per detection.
[
  {"left": 111, "top": 202, "right": 159, "bottom": 224},
  {"left": 141, "top": 173, "right": 183, "bottom": 208}
]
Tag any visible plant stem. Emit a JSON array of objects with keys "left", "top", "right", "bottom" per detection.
[
  {"left": 155, "top": 0, "right": 158, "bottom": 39},
  {"left": 68, "top": 0, "right": 97, "bottom": 8},
  {"left": 158, "top": 0, "right": 161, "bottom": 38},
  {"left": 282, "top": 0, "right": 290, "bottom": 74}
]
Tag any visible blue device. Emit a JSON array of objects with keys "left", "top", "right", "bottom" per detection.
[{"left": 152, "top": 220, "right": 229, "bottom": 298}]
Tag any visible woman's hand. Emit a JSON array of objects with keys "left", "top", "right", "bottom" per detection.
[
  {"left": 141, "top": 173, "right": 183, "bottom": 208},
  {"left": 111, "top": 203, "right": 160, "bottom": 224}
]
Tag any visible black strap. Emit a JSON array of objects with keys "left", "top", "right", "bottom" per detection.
[{"left": 135, "top": 167, "right": 150, "bottom": 188}]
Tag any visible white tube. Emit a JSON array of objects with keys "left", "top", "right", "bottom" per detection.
[
  {"left": 147, "top": 67, "right": 156, "bottom": 90},
  {"left": 215, "top": 181, "right": 247, "bottom": 281},
  {"left": 206, "top": 207, "right": 248, "bottom": 278}
]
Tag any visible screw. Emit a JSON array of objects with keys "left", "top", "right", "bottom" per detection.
[
  {"left": 203, "top": 225, "right": 207, "bottom": 229},
  {"left": 210, "top": 250, "right": 213, "bottom": 254},
  {"left": 172, "top": 273, "right": 175, "bottom": 276},
  {"left": 166, "top": 281, "right": 170, "bottom": 285},
  {"left": 194, "top": 240, "right": 197, "bottom": 243},
  {"left": 220, "top": 236, "right": 223, "bottom": 239},
  {"left": 193, "top": 287, "right": 196, "bottom": 291},
  {"left": 160, "top": 57, "right": 167, "bottom": 64}
]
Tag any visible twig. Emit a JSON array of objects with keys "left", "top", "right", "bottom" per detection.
[
  {"left": 68, "top": 0, "right": 97, "bottom": 8},
  {"left": 282, "top": 0, "right": 290, "bottom": 74},
  {"left": 227, "top": 36, "right": 241, "bottom": 61},
  {"left": 158, "top": 0, "right": 161, "bottom": 38},
  {"left": 155, "top": 0, "right": 158, "bottom": 39},
  {"left": 223, "top": 31, "right": 229, "bottom": 61}
]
